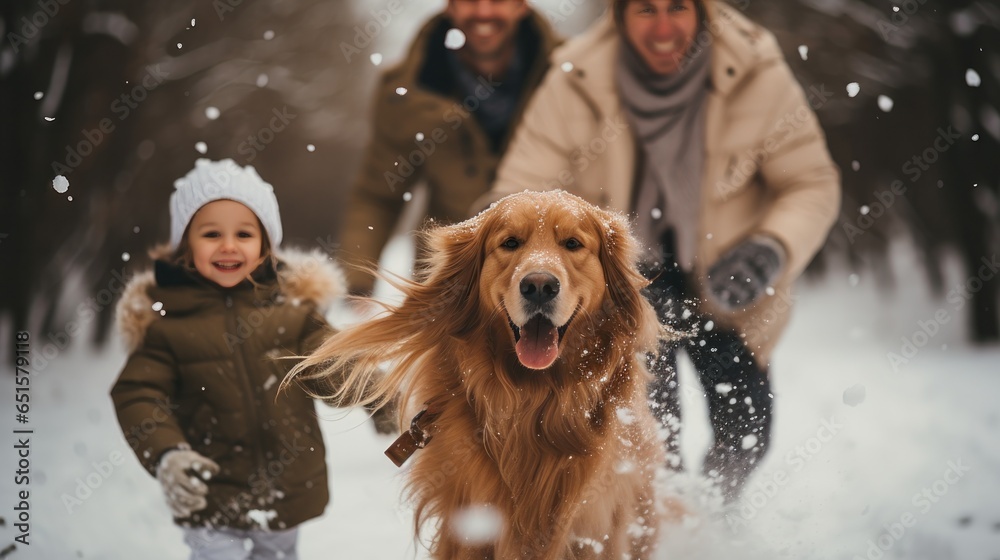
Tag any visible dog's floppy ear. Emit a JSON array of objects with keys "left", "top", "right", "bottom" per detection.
[
  {"left": 414, "top": 214, "right": 494, "bottom": 337},
  {"left": 591, "top": 207, "right": 650, "bottom": 334}
]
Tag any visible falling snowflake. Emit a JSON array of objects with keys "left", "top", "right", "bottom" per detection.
[
  {"left": 877, "top": 95, "right": 894, "bottom": 112},
  {"left": 370, "top": 53, "right": 383, "bottom": 66},
  {"left": 561, "top": 61, "right": 574, "bottom": 72},
  {"left": 205, "top": 106, "right": 220, "bottom": 120},
  {"left": 615, "top": 407, "right": 636, "bottom": 425},
  {"left": 798, "top": 45, "right": 808, "bottom": 60},
  {"left": 195, "top": 142, "right": 207, "bottom": 154},
  {"left": 263, "top": 374, "right": 278, "bottom": 391},
  {"left": 444, "top": 28, "right": 466, "bottom": 50},
  {"left": 247, "top": 509, "right": 277, "bottom": 530},
  {"left": 966, "top": 69, "right": 981, "bottom": 87},
  {"left": 846, "top": 82, "right": 860, "bottom": 98},
  {"left": 52, "top": 175, "right": 69, "bottom": 193},
  {"left": 843, "top": 384, "right": 866, "bottom": 406},
  {"left": 450, "top": 505, "right": 502, "bottom": 546}
]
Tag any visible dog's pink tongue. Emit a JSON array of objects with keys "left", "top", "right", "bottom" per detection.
[{"left": 515, "top": 315, "right": 559, "bottom": 370}]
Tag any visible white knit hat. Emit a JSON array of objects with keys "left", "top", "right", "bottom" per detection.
[{"left": 169, "top": 159, "right": 283, "bottom": 248}]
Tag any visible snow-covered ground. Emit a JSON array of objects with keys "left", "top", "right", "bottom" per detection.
[{"left": 2, "top": 236, "right": 999, "bottom": 559}]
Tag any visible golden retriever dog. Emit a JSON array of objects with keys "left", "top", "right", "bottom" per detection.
[{"left": 292, "top": 191, "right": 667, "bottom": 559}]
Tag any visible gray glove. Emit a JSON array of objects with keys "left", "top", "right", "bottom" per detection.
[
  {"left": 156, "top": 446, "right": 220, "bottom": 518},
  {"left": 707, "top": 235, "right": 785, "bottom": 310}
]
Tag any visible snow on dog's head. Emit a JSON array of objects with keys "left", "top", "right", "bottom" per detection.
[{"left": 426, "top": 190, "right": 660, "bottom": 375}]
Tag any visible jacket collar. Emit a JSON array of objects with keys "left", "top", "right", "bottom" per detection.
[
  {"left": 153, "top": 259, "right": 277, "bottom": 290},
  {"left": 558, "top": 4, "right": 780, "bottom": 120},
  {"left": 117, "top": 247, "right": 345, "bottom": 353}
]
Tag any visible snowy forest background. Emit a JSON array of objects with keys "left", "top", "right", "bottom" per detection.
[{"left": 1, "top": 0, "right": 999, "bottom": 558}]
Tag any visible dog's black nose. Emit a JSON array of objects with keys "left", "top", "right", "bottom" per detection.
[{"left": 520, "top": 273, "right": 560, "bottom": 306}]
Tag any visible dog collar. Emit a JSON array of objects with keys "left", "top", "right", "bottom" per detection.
[{"left": 385, "top": 405, "right": 441, "bottom": 467}]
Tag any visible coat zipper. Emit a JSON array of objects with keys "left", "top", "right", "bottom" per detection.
[{"left": 225, "top": 294, "right": 267, "bottom": 504}]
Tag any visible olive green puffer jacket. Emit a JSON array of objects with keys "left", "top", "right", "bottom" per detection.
[{"left": 111, "top": 248, "right": 344, "bottom": 530}]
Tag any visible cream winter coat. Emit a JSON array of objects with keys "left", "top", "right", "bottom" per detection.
[{"left": 479, "top": 4, "right": 841, "bottom": 365}]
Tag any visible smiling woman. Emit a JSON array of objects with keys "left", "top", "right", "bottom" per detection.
[
  {"left": 618, "top": 0, "right": 700, "bottom": 75},
  {"left": 481, "top": 0, "right": 842, "bottom": 502}
]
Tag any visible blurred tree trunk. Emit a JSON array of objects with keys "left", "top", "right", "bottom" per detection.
[
  {"left": 740, "top": 0, "right": 999, "bottom": 342},
  {"left": 2, "top": 0, "right": 372, "bottom": 356}
]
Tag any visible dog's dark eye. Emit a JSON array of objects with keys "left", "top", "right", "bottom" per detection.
[
  {"left": 563, "top": 238, "right": 583, "bottom": 250},
  {"left": 501, "top": 237, "right": 520, "bottom": 250}
]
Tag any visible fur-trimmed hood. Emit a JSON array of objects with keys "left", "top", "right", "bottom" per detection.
[{"left": 116, "top": 247, "right": 344, "bottom": 353}]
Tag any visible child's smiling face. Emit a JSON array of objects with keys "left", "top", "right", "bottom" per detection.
[{"left": 188, "top": 200, "right": 265, "bottom": 288}]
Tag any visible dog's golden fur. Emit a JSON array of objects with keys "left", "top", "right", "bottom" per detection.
[{"left": 291, "top": 191, "right": 666, "bottom": 559}]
